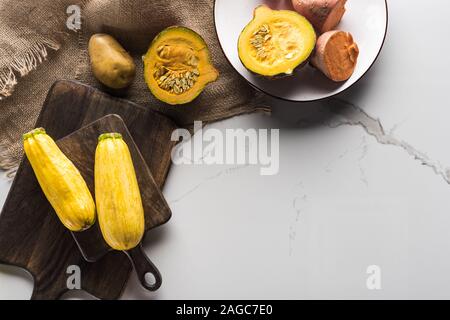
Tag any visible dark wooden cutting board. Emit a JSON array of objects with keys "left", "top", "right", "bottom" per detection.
[
  {"left": 59, "top": 115, "right": 172, "bottom": 261},
  {"left": 0, "top": 80, "right": 178, "bottom": 299},
  {"left": 62, "top": 115, "right": 171, "bottom": 291}
]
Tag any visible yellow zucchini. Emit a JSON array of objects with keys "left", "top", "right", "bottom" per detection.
[
  {"left": 94, "top": 133, "right": 145, "bottom": 251},
  {"left": 23, "top": 128, "right": 96, "bottom": 232}
]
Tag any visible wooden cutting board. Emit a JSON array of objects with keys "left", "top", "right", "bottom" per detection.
[
  {"left": 0, "top": 80, "right": 178, "bottom": 299},
  {"left": 62, "top": 115, "right": 172, "bottom": 291},
  {"left": 60, "top": 113, "right": 171, "bottom": 263},
  {"left": 60, "top": 114, "right": 172, "bottom": 258}
]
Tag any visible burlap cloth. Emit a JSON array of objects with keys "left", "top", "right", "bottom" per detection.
[{"left": 0, "top": 0, "right": 270, "bottom": 177}]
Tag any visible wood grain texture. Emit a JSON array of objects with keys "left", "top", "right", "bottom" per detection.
[{"left": 0, "top": 81, "right": 178, "bottom": 300}]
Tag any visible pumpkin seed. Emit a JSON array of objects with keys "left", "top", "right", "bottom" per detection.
[
  {"left": 250, "top": 24, "right": 273, "bottom": 61},
  {"left": 154, "top": 67, "right": 200, "bottom": 95}
]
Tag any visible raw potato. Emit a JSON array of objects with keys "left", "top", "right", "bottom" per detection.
[
  {"left": 291, "top": 0, "right": 347, "bottom": 34},
  {"left": 311, "top": 30, "right": 359, "bottom": 82},
  {"left": 88, "top": 34, "right": 136, "bottom": 89}
]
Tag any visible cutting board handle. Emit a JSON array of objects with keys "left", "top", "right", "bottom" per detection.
[{"left": 124, "top": 244, "right": 162, "bottom": 292}]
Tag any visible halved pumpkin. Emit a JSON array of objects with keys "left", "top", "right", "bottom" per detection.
[
  {"left": 143, "top": 26, "right": 219, "bottom": 105},
  {"left": 238, "top": 5, "right": 316, "bottom": 77}
]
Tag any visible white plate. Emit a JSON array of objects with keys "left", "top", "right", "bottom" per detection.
[{"left": 214, "top": 0, "right": 388, "bottom": 102}]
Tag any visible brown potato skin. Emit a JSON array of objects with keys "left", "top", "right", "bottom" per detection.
[
  {"left": 291, "top": 0, "right": 347, "bottom": 34},
  {"left": 88, "top": 34, "right": 136, "bottom": 89}
]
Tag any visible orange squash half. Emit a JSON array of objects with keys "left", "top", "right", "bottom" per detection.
[{"left": 143, "top": 26, "right": 219, "bottom": 105}]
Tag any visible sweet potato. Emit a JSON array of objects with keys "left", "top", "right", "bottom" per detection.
[
  {"left": 310, "top": 30, "right": 359, "bottom": 82},
  {"left": 291, "top": 0, "right": 347, "bottom": 33}
]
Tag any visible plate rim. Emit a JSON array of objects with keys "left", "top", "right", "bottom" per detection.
[{"left": 213, "top": 0, "right": 389, "bottom": 103}]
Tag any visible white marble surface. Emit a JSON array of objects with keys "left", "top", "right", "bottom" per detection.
[{"left": 2, "top": 0, "right": 450, "bottom": 299}]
